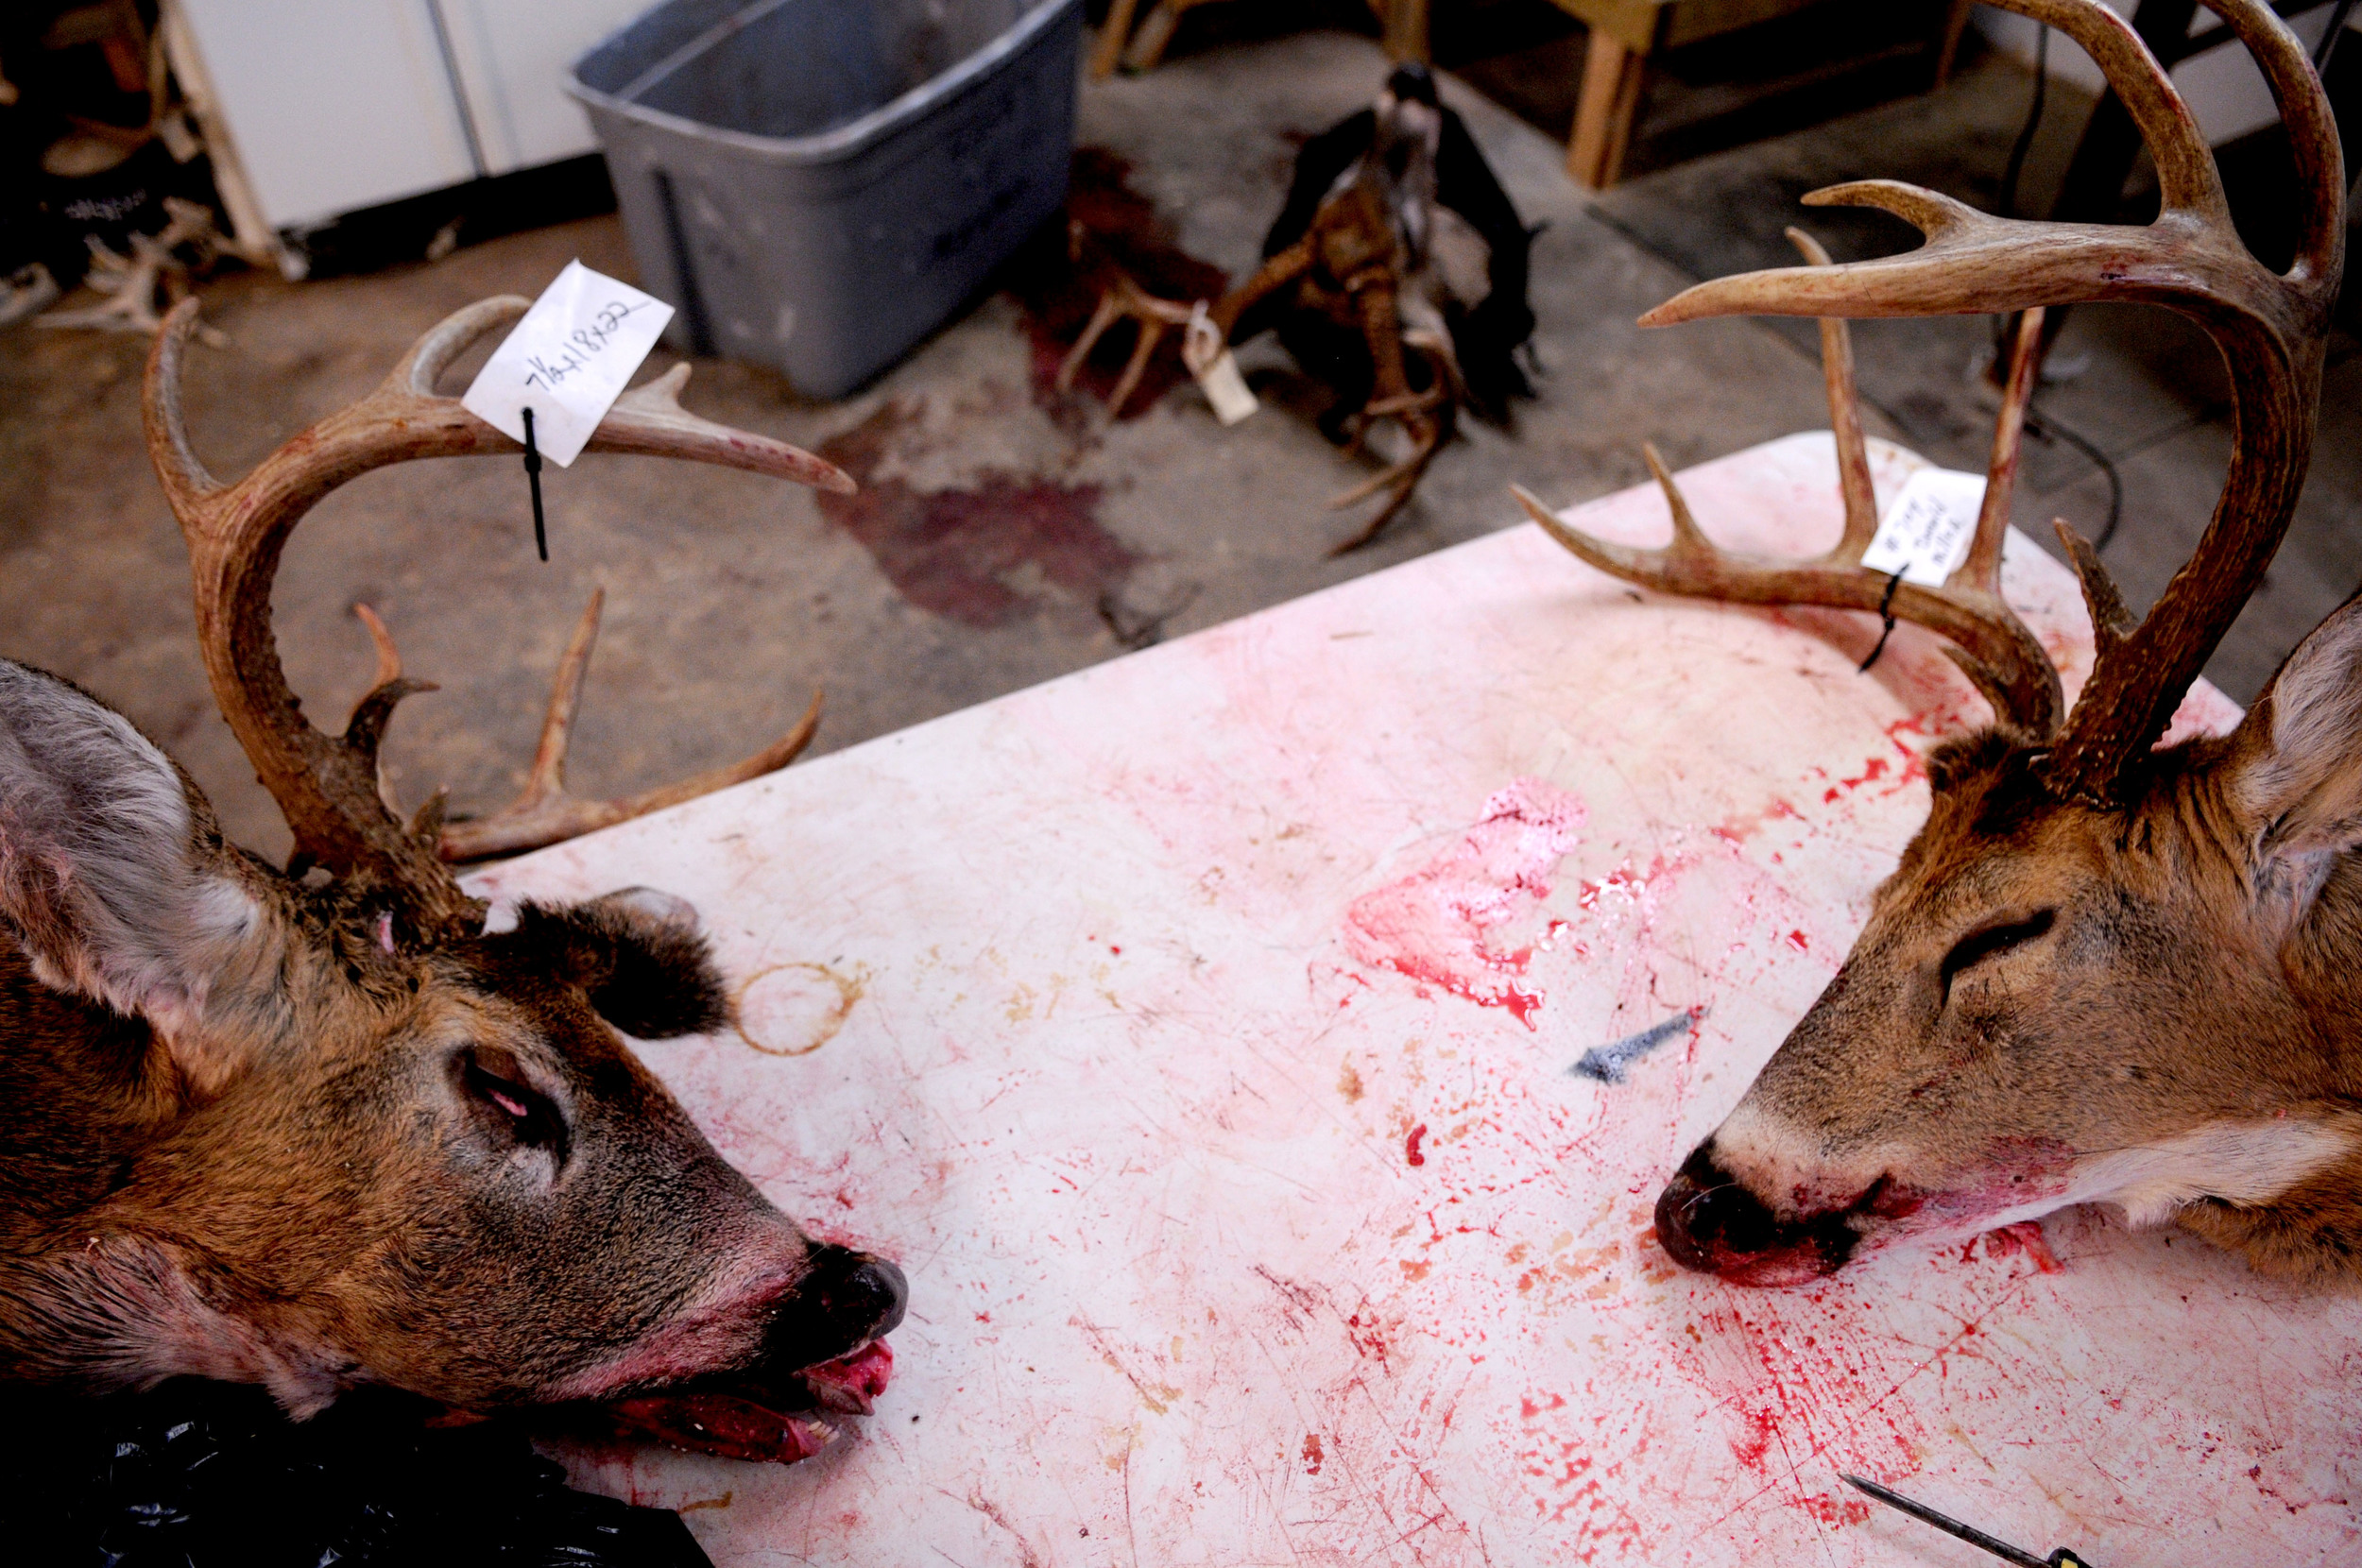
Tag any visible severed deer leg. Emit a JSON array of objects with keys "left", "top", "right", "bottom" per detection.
[{"left": 1324, "top": 272, "right": 1447, "bottom": 555}]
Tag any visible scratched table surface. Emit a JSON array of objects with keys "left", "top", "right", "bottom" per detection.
[{"left": 469, "top": 434, "right": 2358, "bottom": 1567}]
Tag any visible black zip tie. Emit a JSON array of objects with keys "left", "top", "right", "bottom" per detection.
[
  {"left": 1858, "top": 567, "right": 1906, "bottom": 673},
  {"left": 522, "top": 405, "right": 548, "bottom": 562}
]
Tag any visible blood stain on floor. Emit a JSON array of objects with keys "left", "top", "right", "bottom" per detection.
[{"left": 814, "top": 401, "right": 1136, "bottom": 627}]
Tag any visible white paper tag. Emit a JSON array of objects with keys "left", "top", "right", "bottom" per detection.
[
  {"left": 1184, "top": 301, "right": 1258, "bottom": 427},
  {"left": 461, "top": 260, "right": 674, "bottom": 468},
  {"left": 1196, "top": 351, "right": 1258, "bottom": 426},
  {"left": 1861, "top": 467, "right": 1988, "bottom": 588}
]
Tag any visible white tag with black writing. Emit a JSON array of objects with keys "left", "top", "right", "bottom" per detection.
[
  {"left": 1861, "top": 467, "right": 1987, "bottom": 588},
  {"left": 461, "top": 260, "right": 673, "bottom": 468},
  {"left": 1185, "top": 302, "right": 1258, "bottom": 426}
]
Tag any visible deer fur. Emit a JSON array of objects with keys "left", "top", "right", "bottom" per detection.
[{"left": 0, "top": 662, "right": 903, "bottom": 1429}]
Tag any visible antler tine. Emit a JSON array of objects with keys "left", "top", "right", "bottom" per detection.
[
  {"left": 1785, "top": 228, "right": 1878, "bottom": 557},
  {"left": 517, "top": 587, "right": 606, "bottom": 812},
  {"left": 1513, "top": 465, "right": 2061, "bottom": 732},
  {"left": 348, "top": 603, "right": 426, "bottom": 823},
  {"left": 1955, "top": 305, "right": 2045, "bottom": 596},
  {"left": 437, "top": 587, "right": 821, "bottom": 862},
  {"left": 352, "top": 603, "right": 404, "bottom": 690},
  {"left": 144, "top": 297, "right": 857, "bottom": 941},
  {"left": 1517, "top": 214, "right": 2063, "bottom": 734},
  {"left": 1633, "top": 0, "right": 2341, "bottom": 801}
]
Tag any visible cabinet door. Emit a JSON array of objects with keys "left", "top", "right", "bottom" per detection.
[
  {"left": 432, "top": 0, "right": 657, "bottom": 177},
  {"left": 176, "top": 0, "right": 479, "bottom": 231}
]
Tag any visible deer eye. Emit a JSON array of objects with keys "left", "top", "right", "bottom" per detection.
[
  {"left": 1939, "top": 910, "right": 2056, "bottom": 998},
  {"left": 459, "top": 1050, "right": 570, "bottom": 1161}
]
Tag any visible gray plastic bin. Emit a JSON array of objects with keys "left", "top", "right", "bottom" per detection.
[{"left": 569, "top": 0, "right": 1082, "bottom": 399}]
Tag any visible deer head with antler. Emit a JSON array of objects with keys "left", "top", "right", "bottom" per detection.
[
  {"left": 0, "top": 297, "right": 901, "bottom": 1462},
  {"left": 1519, "top": 0, "right": 2353, "bottom": 1285}
]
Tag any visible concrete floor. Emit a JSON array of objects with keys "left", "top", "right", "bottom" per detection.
[{"left": 3, "top": 26, "right": 2353, "bottom": 867}]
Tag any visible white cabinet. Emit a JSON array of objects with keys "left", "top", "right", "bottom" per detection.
[
  {"left": 173, "top": 0, "right": 649, "bottom": 236},
  {"left": 435, "top": 0, "right": 655, "bottom": 177}
]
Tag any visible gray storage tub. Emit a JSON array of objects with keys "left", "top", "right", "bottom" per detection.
[{"left": 569, "top": 0, "right": 1082, "bottom": 398}]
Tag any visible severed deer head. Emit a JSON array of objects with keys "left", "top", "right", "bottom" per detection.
[
  {"left": 0, "top": 297, "right": 902, "bottom": 1462},
  {"left": 1519, "top": 0, "right": 2354, "bottom": 1285}
]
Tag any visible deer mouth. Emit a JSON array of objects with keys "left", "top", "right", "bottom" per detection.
[{"left": 604, "top": 1337, "right": 895, "bottom": 1464}]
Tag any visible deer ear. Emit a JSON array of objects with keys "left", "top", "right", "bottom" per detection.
[
  {"left": 505, "top": 890, "right": 731, "bottom": 1039},
  {"left": 0, "top": 662, "right": 267, "bottom": 1086},
  {"left": 2229, "top": 598, "right": 2362, "bottom": 864}
]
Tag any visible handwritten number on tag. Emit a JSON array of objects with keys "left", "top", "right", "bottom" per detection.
[
  {"left": 1862, "top": 468, "right": 1987, "bottom": 588},
  {"left": 461, "top": 261, "right": 674, "bottom": 470},
  {"left": 522, "top": 300, "right": 651, "bottom": 390}
]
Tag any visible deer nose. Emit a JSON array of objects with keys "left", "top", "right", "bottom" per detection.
[
  {"left": 765, "top": 1245, "right": 908, "bottom": 1367},
  {"left": 1654, "top": 1141, "right": 1858, "bottom": 1286}
]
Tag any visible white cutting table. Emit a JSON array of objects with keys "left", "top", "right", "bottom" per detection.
[{"left": 469, "top": 435, "right": 2357, "bottom": 1567}]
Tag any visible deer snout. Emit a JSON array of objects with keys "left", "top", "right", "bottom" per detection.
[
  {"left": 764, "top": 1244, "right": 907, "bottom": 1369},
  {"left": 1654, "top": 1141, "right": 1860, "bottom": 1287}
]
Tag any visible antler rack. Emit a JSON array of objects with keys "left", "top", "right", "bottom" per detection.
[
  {"left": 1525, "top": 0, "right": 2342, "bottom": 803},
  {"left": 144, "top": 296, "right": 855, "bottom": 945},
  {"left": 1518, "top": 230, "right": 2064, "bottom": 737}
]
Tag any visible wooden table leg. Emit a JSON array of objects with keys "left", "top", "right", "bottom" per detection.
[
  {"left": 1567, "top": 30, "right": 1646, "bottom": 190},
  {"left": 1089, "top": 0, "right": 1142, "bottom": 79}
]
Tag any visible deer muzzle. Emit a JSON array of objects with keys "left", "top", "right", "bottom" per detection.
[
  {"left": 762, "top": 1244, "right": 909, "bottom": 1372},
  {"left": 1653, "top": 1141, "right": 1869, "bottom": 1286}
]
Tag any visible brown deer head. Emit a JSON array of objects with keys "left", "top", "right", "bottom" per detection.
[
  {"left": 1518, "top": 0, "right": 2353, "bottom": 1285},
  {"left": 0, "top": 298, "right": 903, "bottom": 1463}
]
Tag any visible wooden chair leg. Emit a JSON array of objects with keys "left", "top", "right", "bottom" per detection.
[
  {"left": 1121, "top": 0, "right": 1216, "bottom": 73},
  {"left": 1381, "top": 0, "right": 1431, "bottom": 64},
  {"left": 1090, "top": 0, "right": 1144, "bottom": 80},
  {"left": 1567, "top": 31, "right": 1646, "bottom": 190},
  {"left": 1933, "top": 0, "right": 1975, "bottom": 86}
]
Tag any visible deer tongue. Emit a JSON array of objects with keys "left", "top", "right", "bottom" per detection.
[
  {"left": 800, "top": 1338, "right": 893, "bottom": 1415},
  {"left": 605, "top": 1339, "right": 895, "bottom": 1465}
]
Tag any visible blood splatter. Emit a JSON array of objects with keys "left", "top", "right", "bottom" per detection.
[
  {"left": 1982, "top": 1219, "right": 2062, "bottom": 1273},
  {"left": 1711, "top": 797, "right": 1802, "bottom": 845},
  {"left": 1301, "top": 1433, "right": 1325, "bottom": 1474},
  {"left": 814, "top": 401, "right": 1136, "bottom": 627},
  {"left": 1796, "top": 1492, "right": 1873, "bottom": 1526},
  {"left": 1406, "top": 1124, "right": 1429, "bottom": 1167},
  {"left": 1344, "top": 778, "right": 1587, "bottom": 1029}
]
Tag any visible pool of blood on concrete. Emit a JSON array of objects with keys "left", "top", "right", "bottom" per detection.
[{"left": 814, "top": 401, "right": 1135, "bottom": 628}]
